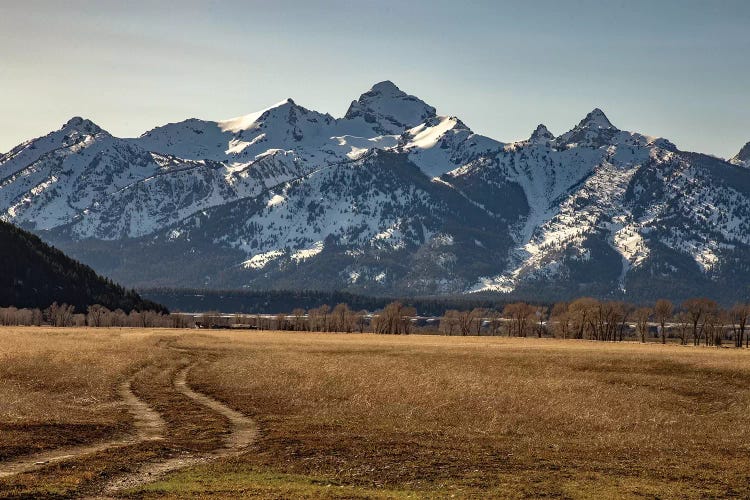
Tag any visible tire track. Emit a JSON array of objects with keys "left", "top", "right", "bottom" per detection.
[
  {"left": 100, "top": 363, "right": 258, "bottom": 495},
  {"left": 0, "top": 375, "right": 165, "bottom": 479}
]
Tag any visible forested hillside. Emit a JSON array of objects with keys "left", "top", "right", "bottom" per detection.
[{"left": 0, "top": 220, "right": 165, "bottom": 312}]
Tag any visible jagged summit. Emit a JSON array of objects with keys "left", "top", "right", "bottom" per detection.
[
  {"left": 529, "top": 124, "right": 554, "bottom": 142},
  {"left": 730, "top": 141, "right": 750, "bottom": 167},
  {"left": 218, "top": 98, "right": 318, "bottom": 133},
  {"left": 62, "top": 116, "right": 103, "bottom": 135},
  {"left": 555, "top": 108, "right": 619, "bottom": 147},
  {"left": 344, "top": 81, "right": 437, "bottom": 134},
  {"left": 577, "top": 108, "right": 616, "bottom": 130}
]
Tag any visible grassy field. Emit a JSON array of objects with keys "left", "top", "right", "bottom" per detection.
[{"left": 1, "top": 328, "right": 749, "bottom": 498}]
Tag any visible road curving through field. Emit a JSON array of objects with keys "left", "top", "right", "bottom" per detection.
[{"left": 99, "top": 363, "right": 258, "bottom": 495}]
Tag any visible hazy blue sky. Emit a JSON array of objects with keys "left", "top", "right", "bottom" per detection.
[{"left": 1, "top": 0, "right": 748, "bottom": 157}]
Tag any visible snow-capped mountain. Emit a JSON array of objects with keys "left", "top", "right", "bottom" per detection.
[{"left": 2, "top": 81, "right": 750, "bottom": 302}]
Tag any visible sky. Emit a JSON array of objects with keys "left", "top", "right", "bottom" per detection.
[{"left": 1, "top": 0, "right": 748, "bottom": 158}]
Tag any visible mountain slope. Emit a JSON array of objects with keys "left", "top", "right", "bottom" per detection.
[
  {"left": 2, "top": 82, "right": 750, "bottom": 302},
  {"left": 0, "top": 220, "right": 165, "bottom": 311},
  {"left": 731, "top": 141, "right": 750, "bottom": 168}
]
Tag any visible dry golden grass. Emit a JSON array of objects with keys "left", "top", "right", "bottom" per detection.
[
  {"left": 2, "top": 327, "right": 750, "bottom": 498},
  {"left": 186, "top": 332, "right": 750, "bottom": 498},
  {"left": 0, "top": 327, "right": 171, "bottom": 461}
]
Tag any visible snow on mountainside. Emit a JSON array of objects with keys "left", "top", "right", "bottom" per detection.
[
  {"left": 3, "top": 81, "right": 750, "bottom": 301},
  {"left": 0, "top": 119, "right": 167, "bottom": 231},
  {"left": 469, "top": 112, "right": 667, "bottom": 293},
  {"left": 136, "top": 99, "right": 338, "bottom": 163},
  {"left": 0, "top": 117, "right": 103, "bottom": 179},
  {"left": 402, "top": 116, "right": 504, "bottom": 177},
  {"left": 343, "top": 80, "right": 436, "bottom": 135}
]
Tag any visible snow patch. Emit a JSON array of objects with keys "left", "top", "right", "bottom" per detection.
[
  {"left": 267, "top": 194, "right": 285, "bottom": 208},
  {"left": 242, "top": 249, "right": 284, "bottom": 269},
  {"left": 291, "top": 241, "right": 324, "bottom": 263}
]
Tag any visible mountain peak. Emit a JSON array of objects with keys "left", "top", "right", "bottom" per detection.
[
  {"left": 62, "top": 116, "right": 103, "bottom": 135},
  {"left": 218, "top": 98, "right": 309, "bottom": 133},
  {"left": 369, "top": 80, "right": 401, "bottom": 94},
  {"left": 730, "top": 141, "right": 750, "bottom": 166},
  {"left": 344, "top": 81, "right": 437, "bottom": 134},
  {"left": 555, "top": 108, "right": 618, "bottom": 147},
  {"left": 577, "top": 108, "right": 616, "bottom": 130},
  {"left": 529, "top": 124, "right": 554, "bottom": 142}
]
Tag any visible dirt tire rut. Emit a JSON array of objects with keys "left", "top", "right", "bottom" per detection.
[
  {"left": 0, "top": 376, "right": 165, "bottom": 479},
  {"left": 98, "top": 363, "right": 257, "bottom": 496}
]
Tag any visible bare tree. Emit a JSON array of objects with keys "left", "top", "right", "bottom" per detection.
[
  {"left": 550, "top": 302, "right": 571, "bottom": 339},
  {"left": 486, "top": 309, "right": 503, "bottom": 336},
  {"left": 568, "top": 298, "right": 598, "bottom": 339},
  {"left": 400, "top": 305, "right": 417, "bottom": 334},
  {"left": 87, "top": 304, "right": 109, "bottom": 327},
  {"left": 634, "top": 307, "right": 652, "bottom": 343},
  {"left": 46, "top": 302, "right": 75, "bottom": 327},
  {"left": 654, "top": 299, "right": 674, "bottom": 345},
  {"left": 703, "top": 310, "right": 718, "bottom": 347},
  {"left": 354, "top": 310, "right": 368, "bottom": 333},
  {"left": 472, "top": 308, "right": 486, "bottom": 335},
  {"left": 441, "top": 310, "right": 459, "bottom": 336},
  {"left": 457, "top": 309, "right": 478, "bottom": 336},
  {"left": 730, "top": 303, "right": 750, "bottom": 348},
  {"left": 535, "top": 306, "right": 548, "bottom": 338},
  {"left": 292, "top": 308, "right": 306, "bottom": 331},
  {"left": 714, "top": 310, "right": 730, "bottom": 347},
  {"left": 320, "top": 304, "right": 331, "bottom": 332},
  {"left": 373, "top": 302, "right": 415, "bottom": 335},
  {"left": 503, "top": 302, "right": 535, "bottom": 337},
  {"left": 615, "top": 302, "right": 633, "bottom": 342},
  {"left": 332, "top": 303, "right": 351, "bottom": 332},
  {"left": 674, "top": 311, "right": 691, "bottom": 345},
  {"left": 275, "top": 313, "right": 287, "bottom": 331},
  {"left": 683, "top": 298, "right": 717, "bottom": 346}
]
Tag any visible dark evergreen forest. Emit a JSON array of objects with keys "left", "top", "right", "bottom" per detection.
[{"left": 0, "top": 220, "right": 165, "bottom": 312}]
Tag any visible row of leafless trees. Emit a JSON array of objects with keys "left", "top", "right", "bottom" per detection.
[
  {"left": 0, "top": 303, "right": 187, "bottom": 328},
  {"left": 218, "top": 303, "right": 409, "bottom": 334},
  {"left": 193, "top": 298, "right": 750, "bottom": 347},
  {"left": 439, "top": 297, "right": 749, "bottom": 347},
  {"left": 3, "top": 297, "right": 748, "bottom": 347},
  {"left": 440, "top": 303, "right": 547, "bottom": 337}
]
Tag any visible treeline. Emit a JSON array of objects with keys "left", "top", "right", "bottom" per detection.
[
  {"left": 438, "top": 297, "right": 749, "bottom": 347},
  {"left": 546, "top": 297, "right": 749, "bottom": 347},
  {"left": 204, "top": 297, "right": 749, "bottom": 348},
  {"left": 0, "top": 303, "right": 188, "bottom": 328},
  {"left": 3, "top": 295, "right": 748, "bottom": 348},
  {"left": 198, "top": 302, "right": 419, "bottom": 334},
  {"left": 140, "top": 287, "right": 511, "bottom": 316}
]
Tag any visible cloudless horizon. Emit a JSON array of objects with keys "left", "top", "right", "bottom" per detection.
[{"left": 1, "top": 0, "right": 748, "bottom": 158}]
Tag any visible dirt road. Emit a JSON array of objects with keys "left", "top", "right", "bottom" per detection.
[{"left": 0, "top": 356, "right": 257, "bottom": 498}]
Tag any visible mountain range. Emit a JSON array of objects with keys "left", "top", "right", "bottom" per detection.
[{"left": 2, "top": 81, "right": 750, "bottom": 302}]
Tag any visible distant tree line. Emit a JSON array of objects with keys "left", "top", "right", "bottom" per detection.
[
  {"left": 0, "top": 303, "right": 186, "bottom": 328},
  {"left": 213, "top": 297, "right": 749, "bottom": 347},
  {"left": 140, "top": 287, "right": 512, "bottom": 317},
  {"left": 2, "top": 295, "right": 748, "bottom": 348}
]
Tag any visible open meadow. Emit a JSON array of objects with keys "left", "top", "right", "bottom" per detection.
[{"left": 1, "top": 327, "right": 749, "bottom": 498}]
